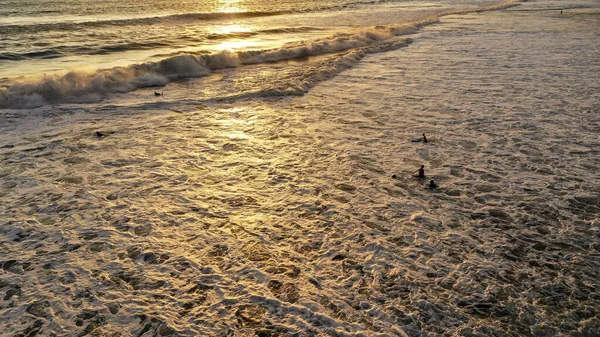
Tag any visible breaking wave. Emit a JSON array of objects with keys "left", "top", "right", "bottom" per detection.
[{"left": 0, "top": 20, "right": 429, "bottom": 109}]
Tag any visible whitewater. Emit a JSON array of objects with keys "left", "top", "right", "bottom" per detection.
[{"left": 1, "top": 0, "right": 599, "bottom": 336}]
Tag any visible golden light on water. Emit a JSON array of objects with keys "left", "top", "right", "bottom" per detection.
[
  {"left": 216, "top": 111, "right": 254, "bottom": 140},
  {"left": 210, "top": 24, "right": 252, "bottom": 35},
  {"left": 213, "top": 39, "right": 256, "bottom": 51},
  {"left": 209, "top": 23, "right": 256, "bottom": 50},
  {"left": 217, "top": 0, "right": 246, "bottom": 13}
]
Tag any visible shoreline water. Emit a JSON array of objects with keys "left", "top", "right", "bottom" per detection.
[
  {"left": 0, "top": 0, "right": 520, "bottom": 109},
  {"left": 1, "top": 1, "right": 600, "bottom": 337}
]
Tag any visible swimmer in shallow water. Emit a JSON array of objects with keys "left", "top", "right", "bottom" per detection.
[
  {"left": 422, "top": 133, "right": 428, "bottom": 143},
  {"left": 429, "top": 180, "right": 437, "bottom": 189},
  {"left": 414, "top": 165, "right": 425, "bottom": 179}
]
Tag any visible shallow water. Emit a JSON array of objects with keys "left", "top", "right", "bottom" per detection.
[{"left": 1, "top": 1, "right": 600, "bottom": 337}]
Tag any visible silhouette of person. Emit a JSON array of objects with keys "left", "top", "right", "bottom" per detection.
[
  {"left": 429, "top": 180, "right": 437, "bottom": 189},
  {"left": 414, "top": 165, "right": 425, "bottom": 179},
  {"left": 423, "top": 133, "right": 428, "bottom": 143}
]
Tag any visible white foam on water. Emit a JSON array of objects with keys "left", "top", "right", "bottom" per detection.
[{"left": 1, "top": 1, "right": 599, "bottom": 337}]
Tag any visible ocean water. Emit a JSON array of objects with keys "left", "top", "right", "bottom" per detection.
[
  {"left": 1, "top": 0, "right": 515, "bottom": 108},
  {"left": 1, "top": 0, "right": 600, "bottom": 336}
]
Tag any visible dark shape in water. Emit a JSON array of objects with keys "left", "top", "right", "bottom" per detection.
[
  {"left": 423, "top": 133, "right": 428, "bottom": 143},
  {"left": 95, "top": 131, "right": 106, "bottom": 139},
  {"left": 414, "top": 165, "right": 425, "bottom": 179},
  {"left": 332, "top": 254, "right": 346, "bottom": 261},
  {"left": 429, "top": 180, "right": 437, "bottom": 189},
  {"left": 154, "top": 91, "right": 163, "bottom": 96}
]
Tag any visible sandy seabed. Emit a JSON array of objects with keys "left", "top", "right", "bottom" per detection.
[{"left": 1, "top": 3, "right": 600, "bottom": 337}]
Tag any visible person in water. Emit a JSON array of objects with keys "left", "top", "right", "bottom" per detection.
[
  {"left": 422, "top": 133, "right": 428, "bottom": 143},
  {"left": 429, "top": 180, "right": 437, "bottom": 189},
  {"left": 414, "top": 165, "right": 425, "bottom": 179}
]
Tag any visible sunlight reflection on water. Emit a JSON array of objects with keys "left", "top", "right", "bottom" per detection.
[{"left": 218, "top": 0, "right": 247, "bottom": 13}]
